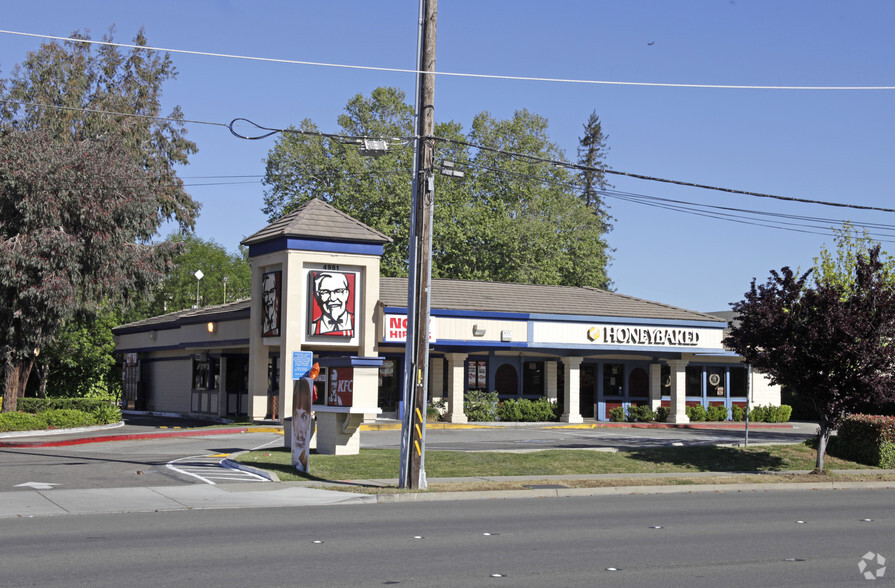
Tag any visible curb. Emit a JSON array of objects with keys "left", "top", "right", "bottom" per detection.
[
  {"left": 370, "top": 479, "right": 895, "bottom": 503},
  {"left": 0, "top": 426, "right": 281, "bottom": 448}
]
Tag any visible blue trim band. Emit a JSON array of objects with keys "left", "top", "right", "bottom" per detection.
[
  {"left": 315, "top": 356, "right": 385, "bottom": 368},
  {"left": 249, "top": 237, "right": 384, "bottom": 257}
]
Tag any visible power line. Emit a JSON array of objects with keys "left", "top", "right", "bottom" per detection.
[
  {"left": 2, "top": 29, "right": 894, "bottom": 91},
  {"left": 432, "top": 135, "right": 895, "bottom": 214},
  {"left": 7, "top": 97, "right": 895, "bottom": 218}
]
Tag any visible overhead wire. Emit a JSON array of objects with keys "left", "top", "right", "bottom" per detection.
[
  {"left": 1, "top": 29, "right": 893, "bottom": 91},
  {"left": 5, "top": 99, "right": 895, "bottom": 230}
]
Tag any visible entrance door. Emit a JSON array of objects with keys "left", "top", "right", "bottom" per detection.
[{"left": 579, "top": 364, "right": 596, "bottom": 418}]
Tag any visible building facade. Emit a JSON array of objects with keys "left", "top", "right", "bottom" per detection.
[{"left": 113, "top": 199, "right": 779, "bottom": 423}]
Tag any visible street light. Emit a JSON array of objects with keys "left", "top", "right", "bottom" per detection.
[
  {"left": 223, "top": 276, "right": 229, "bottom": 304},
  {"left": 194, "top": 270, "right": 204, "bottom": 308}
]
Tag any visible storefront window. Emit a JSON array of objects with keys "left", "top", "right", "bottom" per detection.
[
  {"left": 193, "top": 357, "right": 219, "bottom": 390},
  {"left": 494, "top": 364, "right": 518, "bottom": 396},
  {"left": 730, "top": 366, "right": 747, "bottom": 397},
  {"left": 685, "top": 366, "right": 702, "bottom": 397},
  {"left": 378, "top": 359, "right": 399, "bottom": 412},
  {"left": 523, "top": 361, "right": 545, "bottom": 397},
  {"left": 706, "top": 366, "right": 725, "bottom": 398},
  {"left": 603, "top": 363, "right": 624, "bottom": 397},
  {"left": 629, "top": 367, "right": 649, "bottom": 398},
  {"left": 467, "top": 359, "right": 488, "bottom": 392}
]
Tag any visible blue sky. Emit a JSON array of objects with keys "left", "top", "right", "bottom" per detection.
[{"left": 2, "top": 1, "right": 894, "bottom": 312}]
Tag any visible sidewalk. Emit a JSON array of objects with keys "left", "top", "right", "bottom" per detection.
[{"left": 0, "top": 415, "right": 852, "bottom": 519}]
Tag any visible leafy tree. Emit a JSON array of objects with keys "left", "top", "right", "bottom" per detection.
[
  {"left": 814, "top": 222, "right": 895, "bottom": 289},
  {"left": 0, "top": 27, "right": 199, "bottom": 230},
  {"left": 0, "top": 29, "right": 200, "bottom": 411},
  {"left": 0, "top": 129, "right": 178, "bottom": 412},
  {"left": 33, "top": 310, "right": 120, "bottom": 400},
  {"left": 724, "top": 247, "right": 895, "bottom": 471},
  {"left": 146, "top": 234, "right": 252, "bottom": 315},
  {"left": 262, "top": 87, "right": 612, "bottom": 289}
]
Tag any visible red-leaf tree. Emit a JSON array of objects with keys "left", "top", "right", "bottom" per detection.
[
  {"left": 724, "top": 247, "right": 895, "bottom": 471},
  {"left": 0, "top": 129, "right": 177, "bottom": 412}
]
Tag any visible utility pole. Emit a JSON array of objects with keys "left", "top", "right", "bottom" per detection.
[{"left": 399, "top": 0, "right": 437, "bottom": 490}]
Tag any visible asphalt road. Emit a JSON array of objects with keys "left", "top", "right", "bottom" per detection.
[
  {"left": 3, "top": 489, "right": 892, "bottom": 587},
  {"left": 0, "top": 432, "right": 284, "bottom": 491}
]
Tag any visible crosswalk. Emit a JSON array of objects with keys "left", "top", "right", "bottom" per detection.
[{"left": 166, "top": 454, "right": 271, "bottom": 485}]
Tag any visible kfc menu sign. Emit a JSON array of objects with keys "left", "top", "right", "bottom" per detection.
[
  {"left": 384, "top": 314, "right": 436, "bottom": 343},
  {"left": 327, "top": 367, "right": 353, "bottom": 407}
]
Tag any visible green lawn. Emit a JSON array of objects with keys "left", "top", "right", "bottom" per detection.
[{"left": 236, "top": 443, "right": 869, "bottom": 484}]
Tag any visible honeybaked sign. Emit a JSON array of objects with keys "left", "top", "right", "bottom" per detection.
[{"left": 587, "top": 325, "right": 702, "bottom": 347}]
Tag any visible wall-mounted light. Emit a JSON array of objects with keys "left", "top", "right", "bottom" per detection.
[
  {"left": 472, "top": 324, "right": 486, "bottom": 337},
  {"left": 149, "top": 330, "right": 157, "bottom": 340},
  {"left": 207, "top": 322, "right": 216, "bottom": 334}
]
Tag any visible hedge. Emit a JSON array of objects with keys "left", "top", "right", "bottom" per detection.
[
  {"left": 17, "top": 398, "right": 109, "bottom": 413},
  {"left": 827, "top": 414, "right": 895, "bottom": 468}
]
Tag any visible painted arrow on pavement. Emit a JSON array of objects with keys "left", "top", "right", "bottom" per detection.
[{"left": 15, "top": 482, "right": 60, "bottom": 490}]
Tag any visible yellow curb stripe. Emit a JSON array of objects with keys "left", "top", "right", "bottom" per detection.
[{"left": 246, "top": 427, "right": 283, "bottom": 434}]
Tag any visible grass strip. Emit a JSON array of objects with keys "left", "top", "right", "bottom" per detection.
[{"left": 236, "top": 443, "right": 870, "bottom": 485}]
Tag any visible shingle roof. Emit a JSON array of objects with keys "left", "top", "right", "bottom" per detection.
[
  {"left": 380, "top": 277, "right": 726, "bottom": 323},
  {"left": 241, "top": 198, "right": 392, "bottom": 246},
  {"left": 112, "top": 299, "right": 251, "bottom": 334}
]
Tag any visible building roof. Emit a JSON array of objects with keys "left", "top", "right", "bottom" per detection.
[
  {"left": 380, "top": 277, "right": 726, "bottom": 323},
  {"left": 112, "top": 299, "right": 250, "bottom": 335},
  {"left": 241, "top": 198, "right": 392, "bottom": 247},
  {"left": 114, "top": 279, "right": 726, "bottom": 335}
]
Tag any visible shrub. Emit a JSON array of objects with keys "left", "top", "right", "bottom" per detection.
[
  {"left": 498, "top": 398, "right": 560, "bottom": 422},
  {"left": 626, "top": 404, "right": 656, "bottom": 422},
  {"left": 731, "top": 405, "right": 746, "bottom": 422},
  {"left": 18, "top": 398, "right": 108, "bottom": 413},
  {"left": 827, "top": 414, "right": 895, "bottom": 468},
  {"left": 656, "top": 406, "right": 669, "bottom": 422},
  {"left": 41, "top": 409, "right": 96, "bottom": 429},
  {"left": 91, "top": 403, "right": 123, "bottom": 425},
  {"left": 608, "top": 406, "right": 625, "bottom": 422},
  {"left": 750, "top": 405, "right": 767, "bottom": 422},
  {"left": 0, "top": 412, "right": 48, "bottom": 432},
  {"left": 465, "top": 390, "right": 498, "bottom": 422},
  {"left": 707, "top": 405, "right": 729, "bottom": 421},
  {"left": 686, "top": 404, "right": 707, "bottom": 422},
  {"left": 522, "top": 397, "right": 559, "bottom": 422},
  {"left": 776, "top": 405, "right": 792, "bottom": 423},
  {"left": 497, "top": 399, "right": 522, "bottom": 422}
]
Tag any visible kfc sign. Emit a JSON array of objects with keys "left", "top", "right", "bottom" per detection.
[
  {"left": 327, "top": 367, "right": 353, "bottom": 407},
  {"left": 384, "top": 314, "right": 436, "bottom": 343}
]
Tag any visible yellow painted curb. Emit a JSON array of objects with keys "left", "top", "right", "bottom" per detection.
[
  {"left": 246, "top": 427, "right": 283, "bottom": 434},
  {"left": 360, "top": 423, "right": 490, "bottom": 431}
]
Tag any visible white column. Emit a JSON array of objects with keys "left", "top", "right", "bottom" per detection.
[
  {"left": 649, "top": 362, "right": 662, "bottom": 411},
  {"left": 445, "top": 352, "right": 468, "bottom": 423},
  {"left": 545, "top": 361, "right": 558, "bottom": 403},
  {"left": 667, "top": 359, "right": 690, "bottom": 424},
  {"left": 561, "top": 357, "right": 584, "bottom": 424}
]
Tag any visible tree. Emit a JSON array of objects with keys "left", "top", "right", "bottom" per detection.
[
  {"left": 32, "top": 310, "right": 121, "bottom": 400},
  {"left": 146, "top": 234, "right": 252, "bottom": 315},
  {"left": 0, "top": 129, "right": 177, "bottom": 412},
  {"left": 724, "top": 247, "right": 895, "bottom": 471},
  {"left": 576, "top": 110, "right": 612, "bottom": 223},
  {"left": 0, "top": 27, "right": 199, "bottom": 230},
  {"left": 814, "top": 222, "right": 895, "bottom": 289},
  {"left": 262, "top": 87, "right": 612, "bottom": 289}
]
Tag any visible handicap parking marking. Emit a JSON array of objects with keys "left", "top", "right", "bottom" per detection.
[{"left": 166, "top": 454, "right": 270, "bottom": 485}]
